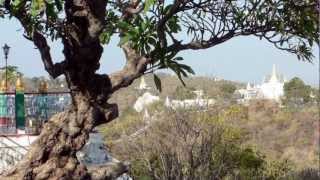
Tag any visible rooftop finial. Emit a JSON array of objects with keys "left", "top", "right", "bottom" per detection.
[
  {"left": 246, "top": 82, "right": 251, "bottom": 90},
  {"left": 0, "top": 79, "right": 6, "bottom": 92},
  {"left": 270, "top": 64, "right": 278, "bottom": 82},
  {"left": 16, "top": 75, "right": 24, "bottom": 91},
  {"left": 137, "top": 76, "right": 149, "bottom": 90},
  {"left": 38, "top": 80, "right": 48, "bottom": 93}
]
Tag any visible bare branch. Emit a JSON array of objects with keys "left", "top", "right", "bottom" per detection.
[
  {"left": 109, "top": 44, "right": 151, "bottom": 92},
  {"left": 3, "top": 0, "right": 66, "bottom": 78},
  {"left": 33, "top": 31, "right": 66, "bottom": 78},
  {"left": 120, "top": 0, "right": 143, "bottom": 19}
]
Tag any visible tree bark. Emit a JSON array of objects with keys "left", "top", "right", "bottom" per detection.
[
  {"left": 1, "top": 77, "right": 129, "bottom": 180},
  {"left": 0, "top": 0, "right": 149, "bottom": 179},
  {"left": 1, "top": 29, "right": 127, "bottom": 180}
]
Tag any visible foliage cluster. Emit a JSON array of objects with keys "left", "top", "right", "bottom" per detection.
[
  {"left": 172, "top": 85, "right": 197, "bottom": 100},
  {"left": 108, "top": 108, "right": 303, "bottom": 180},
  {"left": 101, "top": 95, "right": 319, "bottom": 178},
  {"left": 283, "top": 77, "right": 314, "bottom": 105}
]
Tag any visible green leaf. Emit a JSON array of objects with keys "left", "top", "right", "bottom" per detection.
[
  {"left": 117, "top": 21, "right": 131, "bottom": 30},
  {"left": 99, "top": 31, "right": 112, "bottom": 44},
  {"left": 153, "top": 74, "right": 162, "bottom": 92},
  {"left": 167, "top": 16, "right": 181, "bottom": 33},
  {"left": 46, "top": 2, "right": 57, "bottom": 19},
  {"left": 54, "top": 0, "right": 63, "bottom": 11},
  {"left": 144, "top": 0, "right": 155, "bottom": 13},
  {"left": 163, "top": 5, "right": 173, "bottom": 14},
  {"left": 180, "top": 64, "right": 195, "bottom": 75},
  {"left": 12, "top": 0, "right": 22, "bottom": 7},
  {"left": 11, "top": 0, "right": 24, "bottom": 13},
  {"left": 308, "top": 39, "right": 313, "bottom": 47},
  {"left": 31, "top": 0, "right": 46, "bottom": 17},
  {"left": 118, "top": 35, "right": 131, "bottom": 46},
  {"left": 174, "top": 57, "right": 183, "bottom": 61},
  {"left": 176, "top": 73, "right": 186, "bottom": 86}
]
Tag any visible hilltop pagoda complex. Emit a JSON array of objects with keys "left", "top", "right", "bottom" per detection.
[{"left": 236, "top": 64, "right": 286, "bottom": 103}]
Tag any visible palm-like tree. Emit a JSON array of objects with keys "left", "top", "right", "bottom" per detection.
[{"left": 0, "top": 65, "right": 23, "bottom": 85}]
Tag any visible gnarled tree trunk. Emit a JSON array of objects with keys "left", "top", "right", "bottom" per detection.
[
  {"left": 1, "top": 40, "right": 144, "bottom": 179},
  {"left": 2, "top": 49, "right": 129, "bottom": 179},
  {"left": 1, "top": 1, "right": 146, "bottom": 178}
]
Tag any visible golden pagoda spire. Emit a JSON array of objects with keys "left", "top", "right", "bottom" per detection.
[
  {"left": 38, "top": 80, "right": 48, "bottom": 93},
  {"left": 0, "top": 79, "right": 6, "bottom": 92},
  {"left": 16, "top": 76, "right": 24, "bottom": 91}
]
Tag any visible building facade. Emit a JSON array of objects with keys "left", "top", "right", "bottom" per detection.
[{"left": 236, "top": 65, "right": 286, "bottom": 103}]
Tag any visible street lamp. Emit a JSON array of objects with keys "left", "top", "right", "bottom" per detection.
[{"left": 2, "top": 44, "right": 10, "bottom": 91}]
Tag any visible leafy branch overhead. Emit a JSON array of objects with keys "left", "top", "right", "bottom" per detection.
[
  {"left": 0, "top": 0, "right": 318, "bottom": 90},
  {"left": 0, "top": 0, "right": 318, "bottom": 179}
]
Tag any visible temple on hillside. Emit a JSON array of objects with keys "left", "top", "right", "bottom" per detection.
[
  {"left": 236, "top": 64, "right": 286, "bottom": 103},
  {"left": 136, "top": 76, "right": 151, "bottom": 91},
  {"left": 134, "top": 76, "right": 159, "bottom": 112},
  {"left": 133, "top": 76, "right": 215, "bottom": 112}
]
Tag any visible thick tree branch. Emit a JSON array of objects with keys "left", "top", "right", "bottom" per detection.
[
  {"left": 120, "top": 0, "right": 142, "bottom": 19},
  {"left": 3, "top": 0, "right": 65, "bottom": 78},
  {"left": 169, "top": 31, "right": 236, "bottom": 51},
  {"left": 156, "top": 0, "right": 184, "bottom": 48},
  {"left": 157, "top": 0, "right": 183, "bottom": 28},
  {"left": 86, "top": 0, "right": 107, "bottom": 39},
  {"left": 109, "top": 44, "right": 151, "bottom": 92},
  {"left": 125, "top": 5, "right": 143, "bottom": 15},
  {"left": 33, "top": 31, "right": 66, "bottom": 78}
]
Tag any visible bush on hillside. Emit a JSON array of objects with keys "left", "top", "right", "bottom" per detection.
[{"left": 111, "top": 109, "right": 294, "bottom": 180}]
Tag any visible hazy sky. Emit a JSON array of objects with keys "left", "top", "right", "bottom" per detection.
[{"left": 0, "top": 18, "right": 319, "bottom": 86}]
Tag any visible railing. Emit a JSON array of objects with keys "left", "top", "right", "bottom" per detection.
[
  {"left": 0, "top": 135, "right": 26, "bottom": 174},
  {"left": 0, "top": 92, "right": 71, "bottom": 135},
  {"left": 0, "top": 135, "right": 28, "bottom": 152}
]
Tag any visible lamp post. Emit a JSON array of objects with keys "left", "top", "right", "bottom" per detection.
[{"left": 2, "top": 44, "right": 10, "bottom": 91}]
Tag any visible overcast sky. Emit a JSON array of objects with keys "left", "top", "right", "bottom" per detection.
[{"left": 0, "top": 18, "right": 318, "bottom": 86}]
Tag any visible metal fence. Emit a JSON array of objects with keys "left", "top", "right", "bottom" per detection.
[{"left": 0, "top": 92, "right": 71, "bottom": 135}]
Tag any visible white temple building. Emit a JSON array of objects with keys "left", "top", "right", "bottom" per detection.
[
  {"left": 133, "top": 77, "right": 215, "bottom": 112},
  {"left": 164, "top": 90, "right": 215, "bottom": 109},
  {"left": 135, "top": 76, "right": 151, "bottom": 91},
  {"left": 133, "top": 76, "right": 160, "bottom": 112},
  {"left": 236, "top": 65, "right": 286, "bottom": 103},
  {"left": 133, "top": 92, "right": 160, "bottom": 112}
]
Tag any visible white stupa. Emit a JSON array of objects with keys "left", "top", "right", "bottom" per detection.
[
  {"left": 259, "top": 64, "right": 284, "bottom": 101},
  {"left": 133, "top": 92, "right": 160, "bottom": 112},
  {"left": 134, "top": 76, "right": 159, "bottom": 112},
  {"left": 236, "top": 64, "right": 285, "bottom": 103},
  {"left": 136, "top": 76, "right": 150, "bottom": 91}
]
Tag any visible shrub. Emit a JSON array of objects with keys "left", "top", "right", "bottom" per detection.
[{"left": 111, "top": 109, "right": 294, "bottom": 180}]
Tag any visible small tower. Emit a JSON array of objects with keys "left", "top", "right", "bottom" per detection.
[
  {"left": 137, "top": 76, "right": 150, "bottom": 91},
  {"left": 15, "top": 76, "right": 25, "bottom": 129},
  {"left": 15, "top": 76, "right": 24, "bottom": 91},
  {"left": 38, "top": 80, "right": 48, "bottom": 93},
  {"left": 165, "top": 96, "right": 171, "bottom": 107},
  {"left": 269, "top": 64, "right": 278, "bottom": 83},
  {"left": 143, "top": 109, "right": 151, "bottom": 124},
  {"left": 0, "top": 79, "right": 8, "bottom": 134},
  {"left": 246, "top": 82, "right": 251, "bottom": 90},
  {"left": 37, "top": 80, "right": 49, "bottom": 124},
  {"left": 0, "top": 80, "right": 6, "bottom": 92}
]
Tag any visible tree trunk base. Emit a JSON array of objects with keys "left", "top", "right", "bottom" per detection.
[{"left": 0, "top": 103, "right": 126, "bottom": 180}]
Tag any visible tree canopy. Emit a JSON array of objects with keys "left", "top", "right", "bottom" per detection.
[
  {"left": 0, "top": 0, "right": 318, "bottom": 179},
  {"left": 219, "top": 82, "right": 237, "bottom": 98},
  {"left": 284, "top": 77, "right": 312, "bottom": 104},
  {"left": 0, "top": 65, "right": 23, "bottom": 83},
  {"left": 0, "top": 0, "right": 318, "bottom": 88},
  {"left": 173, "top": 85, "right": 196, "bottom": 99}
]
